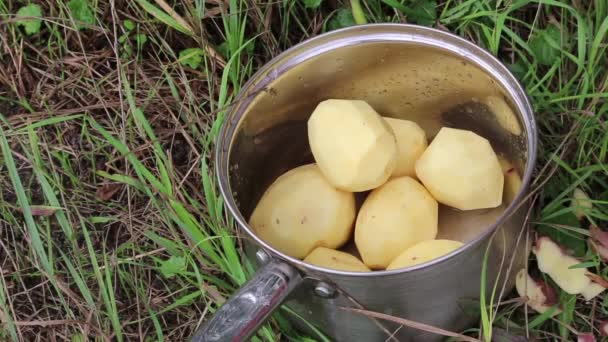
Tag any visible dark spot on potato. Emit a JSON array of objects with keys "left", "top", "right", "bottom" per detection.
[
  {"left": 275, "top": 218, "right": 280, "bottom": 224},
  {"left": 301, "top": 216, "right": 307, "bottom": 224}
]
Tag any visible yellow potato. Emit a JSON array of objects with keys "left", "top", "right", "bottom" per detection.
[
  {"left": 308, "top": 99, "right": 397, "bottom": 192},
  {"left": 498, "top": 157, "right": 523, "bottom": 205},
  {"left": 250, "top": 164, "right": 356, "bottom": 259},
  {"left": 415, "top": 127, "right": 504, "bottom": 210},
  {"left": 384, "top": 117, "right": 428, "bottom": 178},
  {"left": 355, "top": 176, "right": 438, "bottom": 269},
  {"left": 304, "top": 247, "right": 370, "bottom": 272},
  {"left": 387, "top": 239, "right": 463, "bottom": 270}
]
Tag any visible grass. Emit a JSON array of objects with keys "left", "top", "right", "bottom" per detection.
[{"left": 0, "top": 0, "right": 607, "bottom": 341}]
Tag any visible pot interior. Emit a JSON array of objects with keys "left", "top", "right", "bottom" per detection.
[{"left": 221, "top": 26, "right": 533, "bottom": 266}]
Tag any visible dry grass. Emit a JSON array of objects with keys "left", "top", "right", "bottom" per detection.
[{"left": 1, "top": 0, "right": 608, "bottom": 341}]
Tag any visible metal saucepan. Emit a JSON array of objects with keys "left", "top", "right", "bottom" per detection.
[{"left": 192, "top": 24, "right": 537, "bottom": 341}]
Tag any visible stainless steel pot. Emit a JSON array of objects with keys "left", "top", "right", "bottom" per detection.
[{"left": 192, "top": 24, "right": 537, "bottom": 342}]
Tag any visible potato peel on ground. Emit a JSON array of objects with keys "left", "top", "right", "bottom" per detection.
[
  {"left": 533, "top": 237, "right": 606, "bottom": 300},
  {"left": 589, "top": 226, "right": 608, "bottom": 261},
  {"left": 577, "top": 333, "right": 597, "bottom": 342},
  {"left": 571, "top": 187, "right": 592, "bottom": 220},
  {"left": 515, "top": 269, "right": 560, "bottom": 315},
  {"left": 599, "top": 321, "right": 608, "bottom": 337}
]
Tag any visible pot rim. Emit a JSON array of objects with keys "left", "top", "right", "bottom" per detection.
[{"left": 216, "top": 23, "right": 538, "bottom": 277}]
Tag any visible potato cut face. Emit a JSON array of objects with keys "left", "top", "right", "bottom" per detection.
[
  {"left": 384, "top": 117, "right": 428, "bottom": 178},
  {"left": 249, "top": 164, "right": 356, "bottom": 259},
  {"left": 355, "top": 176, "right": 438, "bottom": 269},
  {"left": 386, "top": 239, "right": 463, "bottom": 270},
  {"left": 304, "top": 247, "right": 370, "bottom": 272},
  {"left": 415, "top": 127, "right": 504, "bottom": 210},
  {"left": 308, "top": 99, "right": 397, "bottom": 192}
]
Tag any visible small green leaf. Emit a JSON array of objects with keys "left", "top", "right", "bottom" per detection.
[
  {"left": 303, "top": 0, "right": 322, "bottom": 9},
  {"left": 529, "top": 25, "right": 562, "bottom": 66},
  {"left": 328, "top": 9, "right": 356, "bottom": 31},
  {"left": 68, "top": 0, "right": 95, "bottom": 29},
  {"left": 178, "top": 48, "right": 204, "bottom": 69},
  {"left": 134, "top": 33, "right": 148, "bottom": 47},
  {"left": 123, "top": 19, "right": 135, "bottom": 31},
  {"left": 159, "top": 256, "right": 186, "bottom": 278},
  {"left": 118, "top": 34, "right": 128, "bottom": 44},
  {"left": 16, "top": 4, "right": 43, "bottom": 35},
  {"left": 90, "top": 216, "right": 118, "bottom": 224}
]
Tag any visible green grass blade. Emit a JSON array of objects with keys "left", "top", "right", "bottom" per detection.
[
  {"left": 0, "top": 127, "right": 53, "bottom": 274},
  {"left": 135, "top": 0, "right": 191, "bottom": 34}
]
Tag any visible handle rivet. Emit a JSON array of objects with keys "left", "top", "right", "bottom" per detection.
[
  {"left": 255, "top": 249, "right": 271, "bottom": 264},
  {"left": 314, "top": 282, "right": 336, "bottom": 298}
]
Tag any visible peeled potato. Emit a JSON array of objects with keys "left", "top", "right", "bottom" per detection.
[
  {"left": 386, "top": 239, "right": 463, "bottom": 270},
  {"left": 304, "top": 247, "right": 370, "bottom": 272},
  {"left": 308, "top": 99, "right": 397, "bottom": 192},
  {"left": 415, "top": 127, "right": 504, "bottom": 210},
  {"left": 498, "top": 157, "right": 523, "bottom": 205},
  {"left": 355, "top": 176, "right": 438, "bottom": 269},
  {"left": 250, "top": 164, "right": 356, "bottom": 259},
  {"left": 384, "top": 117, "right": 428, "bottom": 177}
]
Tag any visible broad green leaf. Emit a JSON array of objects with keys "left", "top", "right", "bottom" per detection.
[
  {"left": 68, "top": 0, "right": 95, "bottom": 29},
  {"left": 406, "top": 0, "right": 437, "bottom": 26},
  {"left": 303, "top": 0, "right": 322, "bottom": 9},
  {"left": 382, "top": 0, "right": 437, "bottom": 26},
  {"left": 508, "top": 60, "right": 527, "bottom": 80},
  {"left": 327, "top": 9, "right": 356, "bottom": 31},
  {"left": 529, "top": 25, "right": 562, "bottom": 66},
  {"left": 159, "top": 256, "right": 187, "bottom": 278},
  {"left": 16, "top": 4, "right": 42, "bottom": 35},
  {"left": 179, "top": 48, "right": 204, "bottom": 69}
]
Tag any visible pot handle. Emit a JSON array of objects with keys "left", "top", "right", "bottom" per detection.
[{"left": 190, "top": 258, "right": 302, "bottom": 342}]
